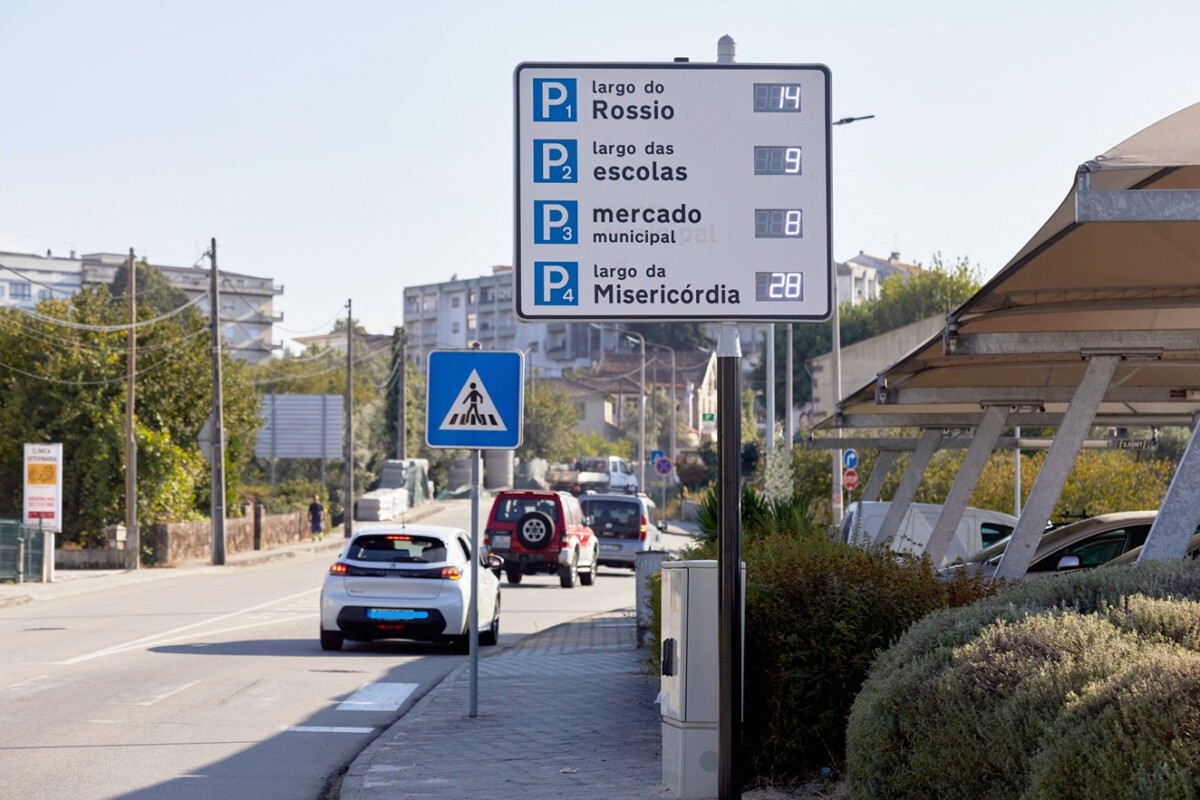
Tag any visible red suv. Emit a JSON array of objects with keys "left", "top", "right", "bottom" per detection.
[{"left": 484, "top": 490, "right": 599, "bottom": 588}]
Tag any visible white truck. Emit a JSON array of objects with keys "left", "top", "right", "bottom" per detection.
[
  {"left": 546, "top": 455, "right": 639, "bottom": 495},
  {"left": 841, "top": 501, "right": 1018, "bottom": 566}
]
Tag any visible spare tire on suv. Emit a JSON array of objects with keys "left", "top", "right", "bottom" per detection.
[{"left": 515, "top": 511, "right": 554, "bottom": 549}]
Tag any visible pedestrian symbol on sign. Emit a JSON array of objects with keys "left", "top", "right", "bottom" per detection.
[{"left": 439, "top": 370, "right": 508, "bottom": 432}]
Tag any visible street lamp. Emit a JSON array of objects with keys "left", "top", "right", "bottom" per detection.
[
  {"left": 591, "top": 324, "right": 647, "bottom": 491},
  {"left": 644, "top": 341, "right": 677, "bottom": 466}
]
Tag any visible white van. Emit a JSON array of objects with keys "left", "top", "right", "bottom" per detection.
[{"left": 841, "top": 501, "right": 1018, "bottom": 566}]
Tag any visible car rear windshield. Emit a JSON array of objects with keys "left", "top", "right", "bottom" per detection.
[
  {"left": 349, "top": 534, "right": 449, "bottom": 563},
  {"left": 581, "top": 499, "right": 641, "bottom": 535},
  {"left": 492, "top": 496, "right": 559, "bottom": 523}
]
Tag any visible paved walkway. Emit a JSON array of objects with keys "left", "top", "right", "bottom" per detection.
[{"left": 339, "top": 609, "right": 671, "bottom": 800}]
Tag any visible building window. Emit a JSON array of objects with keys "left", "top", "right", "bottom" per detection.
[
  {"left": 0, "top": 284, "right": 6, "bottom": 298},
  {"left": 466, "top": 313, "right": 476, "bottom": 331},
  {"left": 37, "top": 289, "right": 52, "bottom": 301},
  {"left": 10, "top": 282, "right": 30, "bottom": 300},
  {"left": 452, "top": 322, "right": 460, "bottom": 334},
  {"left": 451, "top": 296, "right": 461, "bottom": 308}
]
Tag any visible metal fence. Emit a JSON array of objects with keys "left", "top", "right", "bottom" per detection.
[{"left": 0, "top": 519, "right": 47, "bottom": 583}]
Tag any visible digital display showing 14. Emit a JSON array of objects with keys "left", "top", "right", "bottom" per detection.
[{"left": 753, "top": 83, "right": 803, "bottom": 112}]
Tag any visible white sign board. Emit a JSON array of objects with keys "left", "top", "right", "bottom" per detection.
[
  {"left": 23, "top": 443, "right": 63, "bottom": 532},
  {"left": 514, "top": 62, "right": 831, "bottom": 321}
]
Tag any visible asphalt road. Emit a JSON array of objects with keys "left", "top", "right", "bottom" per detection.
[{"left": 0, "top": 502, "right": 673, "bottom": 800}]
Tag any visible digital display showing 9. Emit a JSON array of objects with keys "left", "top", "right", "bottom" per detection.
[{"left": 754, "top": 146, "right": 802, "bottom": 176}]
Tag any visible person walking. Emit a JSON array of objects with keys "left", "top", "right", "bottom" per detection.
[{"left": 308, "top": 494, "right": 325, "bottom": 541}]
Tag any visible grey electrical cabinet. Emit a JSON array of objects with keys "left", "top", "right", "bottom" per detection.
[{"left": 660, "top": 560, "right": 743, "bottom": 799}]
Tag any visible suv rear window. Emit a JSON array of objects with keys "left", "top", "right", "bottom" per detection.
[
  {"left": 349, "top": 534, "right": 448, "bottom": 563},
  {"left": 581, "top": 498, "right": 642, "bottom": 538},
  {"left": 492, "top": 496, "right": 559, "bottom": 522}
]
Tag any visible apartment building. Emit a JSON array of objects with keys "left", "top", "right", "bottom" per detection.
[{"left": 0, "top": 249, "right": 283, "bottom": 365}]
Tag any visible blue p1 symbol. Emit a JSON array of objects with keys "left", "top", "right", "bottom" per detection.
[
  {"left": 533, "top": 201, "right": 578, "bottom": 244},
  {"left": 534, "top": 140, "right": 577, "bottom": 183},
  {"left": 534, "top": 262, "right": 578, "bottom": 306},
  {"left": 533, "top": 78, "right": 577, "bottom": 122}
]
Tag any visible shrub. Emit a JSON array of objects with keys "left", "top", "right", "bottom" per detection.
[
  {"left": 741, "top": 535, "right": 997, "bottom": 782},
  {"left": 1027, "top": 645, "right": 1200, "bottom": 800},
  {"left": 846, "top": 560, "right": 1200, "bottom": 800}
]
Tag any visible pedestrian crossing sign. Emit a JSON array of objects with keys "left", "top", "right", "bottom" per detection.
[{"left": 426, "top": 350, "right": 524, "bottom": 449}]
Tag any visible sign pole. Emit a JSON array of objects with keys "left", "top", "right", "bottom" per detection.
[
  {"left": 469, "top": 447, "right": 481, "bottom": 717},
  {"left": 716, "top": 320, "right": 743, "bottom": 800}
]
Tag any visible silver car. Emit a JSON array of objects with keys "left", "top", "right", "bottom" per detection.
[
  {"left": 579, "top": 493, "right": 664, "bottom": 570},
  {"left": 955, "top": 511, "right": 1157, "bottom": 580}
]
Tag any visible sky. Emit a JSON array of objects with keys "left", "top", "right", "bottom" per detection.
[{"left": 2, "top": 0, "right": 1198, "bottom": 351}]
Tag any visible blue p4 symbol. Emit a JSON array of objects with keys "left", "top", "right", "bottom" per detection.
[
  {"left": 534, "top": 262, "right": 578, "bottom": 306},
  {"left": 533, "top": 78, "right": 577, "bottom": 122}
]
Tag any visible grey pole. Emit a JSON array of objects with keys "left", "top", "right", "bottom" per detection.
[
  {"left": 469, "top": 447, "right": 480, "bottom": 716},
  {"left": 345, "top": 300, "right": 355, "bottom": 539},
  {"left": 209, "top": 238, "right": 227, "bottom": 566},
  {"left": 125, "top": 248, "right": 139, "bottom": 569},
  {"left": 766, "top": 324, "right": 775, "bottom": 451},
  {"left": 785, "top": 324, "right": 793, "bottom": 448},
  {"left": 716, "top": 35, "right": 743, "bottom": 800}
]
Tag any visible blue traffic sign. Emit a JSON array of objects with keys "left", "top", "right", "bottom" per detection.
[
  {"left": 426, "top": 350, "right": 524, "bottom": 449},
  {"left": 843, "top": 449, "right": 859, "bottom": 470}
]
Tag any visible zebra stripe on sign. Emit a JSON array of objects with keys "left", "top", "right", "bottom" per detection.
[{"left": 438, "top": 369, "right": 508, "bottom": 432}]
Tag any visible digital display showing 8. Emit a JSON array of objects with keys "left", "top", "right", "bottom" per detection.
[
  {"left": 755, "top": 272, "right": 804, "bottom": 301},
  {"left": 755, "top": 209, "right": 803, "bottom": 238},
  {"left": 753, "top": 83, "right": 803, "bottom": 112},
  {"left": 754, "top": 146, "right": 802, "bottom": 175}
]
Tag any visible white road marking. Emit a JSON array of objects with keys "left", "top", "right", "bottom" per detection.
[
  {"left": 286, "top": 726, "right": 375, "bottom": 734},
  {"left": 336, "top": 682, "right": 419, "bottom": 712},
  {"left": 53, "top": 588, "right": 319, "bottom": 665},
  {"left": 109, "top": 679, "right": 201, "bottom": 706}
]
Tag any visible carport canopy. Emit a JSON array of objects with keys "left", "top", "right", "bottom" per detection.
[{"left": 813, "top": 101, "right": 1200, "bottom": 578}]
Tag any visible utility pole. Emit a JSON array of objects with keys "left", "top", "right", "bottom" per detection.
[
  {"left": 125, "top": 248, "right": 139, "bottom": 569},
  {"left": 397, "top": 326, "right": 407, "bottom": 460},
  {"left": 209, "top": 238, "right": 227, "bottom": 565},
  {"left": 345, "top": 300, "right": 354, "bottom": 538}
]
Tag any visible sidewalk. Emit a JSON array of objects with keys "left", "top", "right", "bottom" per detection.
[
  {"left": 0, "top": 502, "right": 453, "bottom": 610},
  {"left": 339, "top": 609, "right": 670, "bottom": 800}
]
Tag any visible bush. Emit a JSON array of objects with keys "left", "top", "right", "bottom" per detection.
[
  {"left": 661, "top": 487, "right": 1000, "bottom": 784},
  {"left": 846, "top": 560, "right": 1200, "bottom": 800}
]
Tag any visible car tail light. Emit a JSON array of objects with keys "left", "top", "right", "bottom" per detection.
[
  {"left": 329, "top": 562, "right": 348, "bottom": 576},
  {"left": 640, "top": 514, "right": 649, "bottom": 541},
  {"left": 440, "top": 566, "right": 462, "bottom": 580}
]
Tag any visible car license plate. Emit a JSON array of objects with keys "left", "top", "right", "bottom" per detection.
[
  {"left": 367, "top": 609, "right": 429, "bottom": 621},
  {"left": 600, "top": 543, "right": 621, "bottom": 551},
  {"left": 491, "top": 534, "right": 511, "bottom": 549}
]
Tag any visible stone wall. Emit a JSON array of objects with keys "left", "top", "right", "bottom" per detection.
[{"left": 144, "top": 511, "right": 308, "bottom": 566}]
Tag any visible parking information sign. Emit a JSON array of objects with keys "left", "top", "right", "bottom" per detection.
[
  {"left": 515, "top": 62, "right": 831, "bottom": 322},
  {"left": 426, "top": 350, "right": 524, "bottom": 450}
]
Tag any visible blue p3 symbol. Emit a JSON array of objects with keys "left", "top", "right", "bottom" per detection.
[
  {"left": 533, "top": 78, "right": 576, "bottom": 122},
  {"left": 533, "top": 201, "right": 578, "bottom": 244},
  {"left": 534, "top": 262, "right": 578, "bottom": 306},
  {"left": 534, "top": 140, "right": 577, "bottom": 183}
]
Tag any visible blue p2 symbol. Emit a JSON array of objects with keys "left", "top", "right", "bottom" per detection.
[
  {"left": 534, "top": 140, "right": 577, "bottom": 183},
  {"left": 533, "top": 79, "right": 577, "bottom": 122},
  {"left": 534, "top": 262, "right": 578, "bottom": 306},
  {"left": 534, "top": 201, "right": 578, "bottom": 244}
]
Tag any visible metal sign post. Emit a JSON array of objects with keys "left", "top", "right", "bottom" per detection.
[
  {"left": 514, "top": 39, "right": 831, "bottom": 798},
  {"left": 426, "top": 349, "right": 524, "bottom": 718}
]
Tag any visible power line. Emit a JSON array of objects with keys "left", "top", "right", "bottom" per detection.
[{"left": 10, "top": 292, "right": 205, "bottom": 332}]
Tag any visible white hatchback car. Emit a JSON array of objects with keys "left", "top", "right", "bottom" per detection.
[{"left": 320, "top": 524, "right": 501, "bottom": 653}]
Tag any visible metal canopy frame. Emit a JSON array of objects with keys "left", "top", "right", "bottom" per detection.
[{"left": 810, "top": 102, "right": 1200, "bottom": 567}]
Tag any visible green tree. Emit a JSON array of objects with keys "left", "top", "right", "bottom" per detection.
[
  {"left": 0, "top": 279, "right": 259, "bottom": 544},
  {"left": 518, "top": 383, "right": 579, "bottom": 463}
]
